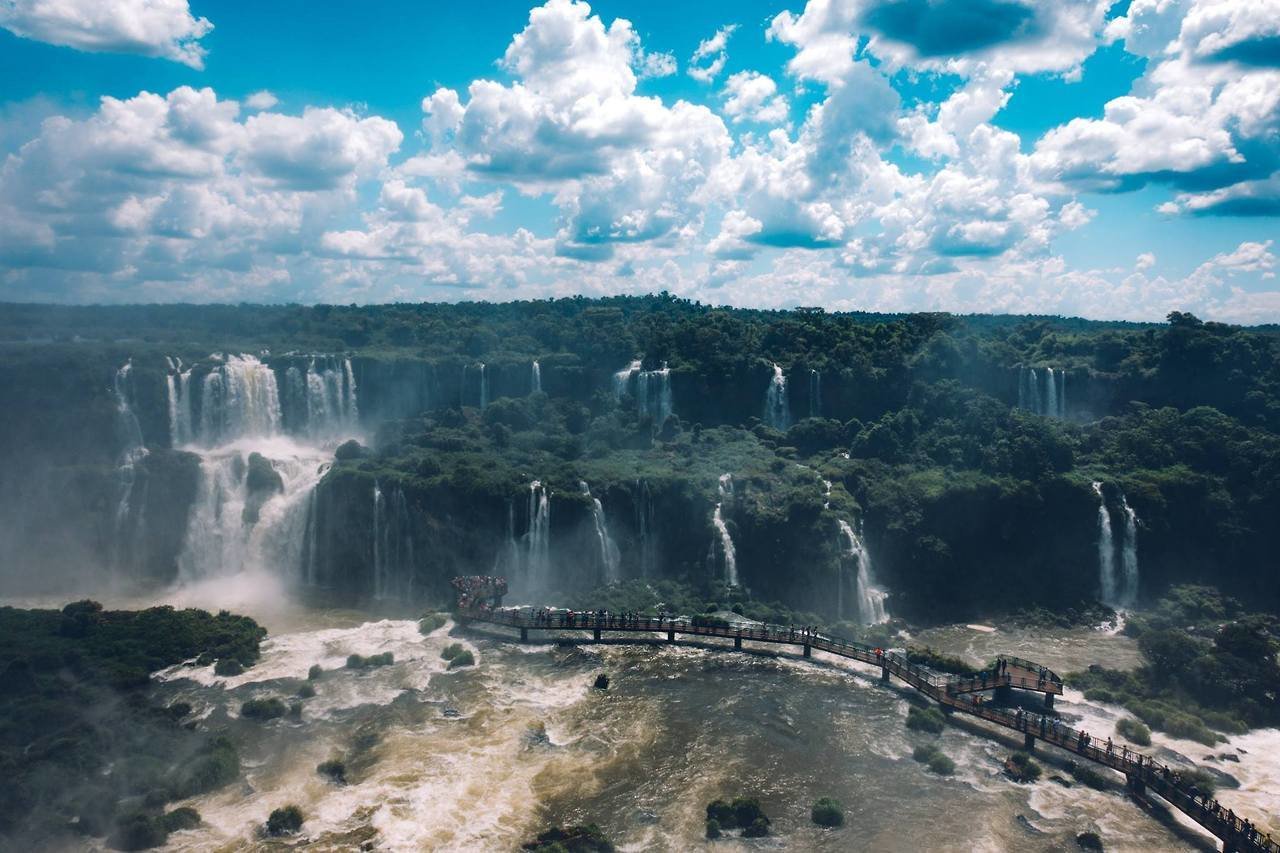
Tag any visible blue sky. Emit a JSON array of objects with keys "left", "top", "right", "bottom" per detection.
[{"left": 0, "top": 0, "right": 1277, "bottom": 321}]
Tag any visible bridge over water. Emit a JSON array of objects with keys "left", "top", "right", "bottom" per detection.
[{"left": 457, "top": 600, "right": 1276, "bottom": 853}]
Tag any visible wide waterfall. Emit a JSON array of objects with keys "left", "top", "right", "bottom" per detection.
[
  {"left": 614, "top": 359, "right": 673, "bottom": 425},
  {"left": 372, "top": 481, "right": 416, "bottom": 600},
  {"left": 1018, "top": 366, "right": 1065, "bottom": 419},
  {"left": 765, "top": 363, "right": 791, "bottom": 430},
  {"left": 1094, "top": 482, "right": 1139, "bottom": 608},
  {"left": 809, "top": 369, "right": 822, "bottom": 418},
  {"left": 111, "top": 361, "right": 150, "bottom": 574},
  {"left": 160, "top": 352, "right": 362, "bottom": 596},
  {"left": 581, "top": 482, "right": 620, "bottom": 585},
  {"left": 531, "top": 360, "right": 542, "bottom": 394},
  {"left": 709, "top": 473, "right": 738, "bottom": 586},
  {"left": 838, "top": 519, "right": 889, "bottom": 624}
]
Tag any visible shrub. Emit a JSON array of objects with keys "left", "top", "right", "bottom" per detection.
[
  {"left": 927, "top": 754, "right": 956, "bottom": 775},
  {"left": 419, "top": 613, "right": 448, "bottom": 634},
  {"left": 288, "top": 701, "right": 302, "bottom": 720},
  {"left": 308, "top": 664, "right": 323, "bottom": 680},
  {"left": 1180, "top": 768, "right": 1217, "bottom": 798},
  {"left": 173, "top": 737, "right": 239, "bottom": 798},
  {"left": 1084, "top": 688, "right": 1116, "bottom": 704},
  {"left": 906, "top": 706, "right": 945, "bottom": 734},
  {"left": 742, "top": 817, "right": 770, "bottom": 838},
  {"left": 912, "top": 744, "right": 940, "bottom": 763},
  {"left": 441, "top": 643, "right": 464, "bottom": 661},
  {"left": 214, "top": 658, "right": 244, "bottom": 676},
  {"left": 705, "top": 818, "right": 721, "bottom": 839},
  {"left": 166, "top": 702, "right": 192, "bottom": 720},
  {"left": 240, "top": 697, "right": 287, "bottom": 720},
  {"left": 266, "top": 805, "right": 304, "bottom": 836},
  {"left": 1007, "top": 751, "right": 1042, "bottom": 782},
  {"left": 317, "top": 759, "right": 347, "bottom": 784},
  {"left": 522, "top": 823, "right": 614, "bottom": 851},
  {"left": 447, "top": 650, "right": 476, "bottom": 669},
  {"left": 705, "top": 603, "right": 719, "bottom": 613},
  {"left": 731, "top": 798, "right": 767, "bottom": 829},
  {"left": 296, "top": 682, "right": 316, "bottom": 699},
  {"left": 1116, "top": 717, "right": 1151, "bottom": 746},
  {"left": 109, "top": 812, "right": 168, "bottom": 851},
  {"left": 706, "top": 799, "right": 735, "bottom": 829},
  {"left": 1069, "top": 762, "right": 1109, "bottom": 791},
  {"left": 905, "top": 646, "right": 980, "bottom": 676},
  {"left": 347, "top": 652, "right": 394, "bottom": 669},
  {"left": 731, "top": 604, "right": 744, "bottom": 615},
  {"left": 811, "top": 797, "right": 844, "bottom": 827},
  {"left": 159, "top": 807, "right": 200, "bottom": 832}
]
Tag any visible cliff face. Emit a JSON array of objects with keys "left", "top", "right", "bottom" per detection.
[{"left": 1, "top": 339, "right": 1276, "bottom": 620}]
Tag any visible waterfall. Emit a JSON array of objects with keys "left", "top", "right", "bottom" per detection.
[
  {"left": 809, "top": 369, "right": 822, "bottom": 418},
  {"left": 614, "top": 359, "right": 674, "bottom": 426},
  {"left": 479, "top": 363, "right": 488, "bottom": 410},
  {"left": 710, "top": 473, "right": 737, "bottom": 586},
  {"left": 614, "top": 359, "right": 642, "bottom": 398},
  {"left": 1119, "top": 492, "right": 1140, "bottom": 607},
  {"left": 531, "top": 360, "right": 542, "bottom": 394},
  {"left": 111, "top": 361, "right": 150, "bottom": 574},
  {"left": 301, "top": 357, "right": 359, "bottom": 439},
  {"left": 166, "top": 357, "right": 195, "bottom": 447},
  {"left": 1019, "top": 366, "right": 1066, "bottom": 419},
  {"left": 764, "top": 363, "right": 791, "bottom": 430},
  {"left": 635, "top": 479, "right": 656, "bottom": 578},
  {"left": 196, "top": 354, "right": 282, "bottom": 445},
  {"left": 1094, "top": 481, "right": 1138, "bottom": 608},
  {"left": 581, "top": 482, "right": 620, "bottom": 585},
  {"left": 518, "top": 481, "right": 551, "bottom": 594},
  {"left": 838, "top": 519, "right": 889, "bottom": 624},
  {"left": 372, "top": 481, "right": 415, "bottom": 600}
]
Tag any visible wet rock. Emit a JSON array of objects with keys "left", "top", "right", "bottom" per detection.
[
  {"left": 1015, "top": 814, "right": 1043, "bottom": 834},
  {"left": 442, "top": 707, "right": 461, "bottom": 718},
  {"left": 594, "top": 673, "right": 610, "bottom": 690},
  {"left": 1049, "top": 774, "right": 1073, "bottom": 788},
  {"left": 1220, "top": 753, "right": 1240, "bottom": 763},
  {"left": 526, "top": 721, "right": 550, "bottom": 747},
  {"left": 1076, "top": 831, "right": 1104, "bottom": 851}
]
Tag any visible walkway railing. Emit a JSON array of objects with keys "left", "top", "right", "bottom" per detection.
[{"left": 458, "top": 606, "right": 1277, "bottom": 853}]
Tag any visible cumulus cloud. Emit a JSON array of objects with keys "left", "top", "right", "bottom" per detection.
[
  {"left": 768, "top": 0, "right": 1109, "bottom": 81},
  {"left": 0, "top": 86, "right": 402, "bottom": 299},
  {"left": 245, "top": 91, "right": 279, "bottom": 111},
  {"left": 721, "top": 71, "right": 789, "bottom": 124},
  {"left": 0, "top": 0, "right": 213, "bottom": 68},
  {"left": 688, "top": 24, "right": 736, "bottom": 83}
]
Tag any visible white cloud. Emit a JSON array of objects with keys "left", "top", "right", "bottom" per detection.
[
  {"left": 1136, "top": 251, "right": 1157, "bottom": 270},
  {"left": 635, "top": 49, "right": 677, "bottom": 79},
  {"left": 246, "top": 91, "right": 279, "bottom": 111},
  {"left": 0, "top": 0, "right": 213, "bottom": 68},
  {"left": 689, "top": 24, "right": 737, "bottom": 83},
  {"left": 721, "top": 71, "right": 789, "bottom": 124}
]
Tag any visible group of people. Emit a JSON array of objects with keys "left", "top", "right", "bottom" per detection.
[
  {"left": 450, "top": 575, "right": 508, "bottom": 611},
  {"left": 526, "top": 608, "right": 662, "bottom": 629}
]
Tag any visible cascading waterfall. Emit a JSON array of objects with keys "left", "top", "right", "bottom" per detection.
[
  {"left": 161, "top": 351, "right": 361, "bottom": 593},
  {"left": 372, "top": 481, "right": 416, "bottom": 600},
  {"left": 531, "top": 360, "right": 542, "bottom": 394},
  {"left": 111, "top": 361, "right": 150, "bottom": 574},
  {"left": 518, "top": 481, "right": 552, "bottom": 594},
  {"left": 1119, "top": 492, "right": 1141, "bottom": 607},
  {"left": 1018, "top": 366, "right": 1065, "bottom": 419},
  {"left": 765, "top": 363, "right": 791, "bottom": 430},
  {"left": 197, "top": 354, "right": 282, "bottom": 445},
  {"left": 479, "top": 363, "right": 488, "bottom": 410},
  {"left": 837, "top": 519, "right": 889, "bottom": 624},
  {"left": 581, "top": 482, "right": 620, "bottom": 585},
  {"left": 1094, "top": 482, "right": 1139, "bottom": 608},
  {"left": 809, "top": 369, "right": 822, "bottom": 418},
  {"left": 709, "top": 474, "right": 738, "bottom": 586},
  {"left": 615, "top": 359, "right": 673, "bottom": 425}
]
